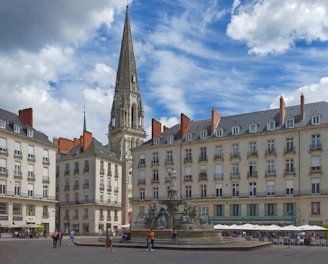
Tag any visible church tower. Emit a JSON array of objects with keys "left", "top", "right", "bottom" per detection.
[
  {"left": 108, "top": 6, "right": 146, "bottom": 159},
  {"left": 108, "top": 6, "right": 146, "bottom": 225}
]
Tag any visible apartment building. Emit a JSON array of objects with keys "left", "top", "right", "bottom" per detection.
[
  {"left": 0, "top": 108, "right": 57, "bottom": 234},
  {"left": 55, "top": 129, "right": 123, "bottom": 235},
  {"left": 131, "top": 95, "right": 328, "bottom": 227}
]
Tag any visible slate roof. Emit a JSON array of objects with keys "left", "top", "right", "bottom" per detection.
[
  {"left": 141, "top": 101, "right": 328, "bottom": 147},
  {"left": 0, "top": 108, "right": 52, "bottom": 144}
]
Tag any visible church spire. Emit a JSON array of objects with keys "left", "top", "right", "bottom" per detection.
[
  {"left": 108, "top": 6, "right": 146, "bottom": 159},
  {"left": 83, "top": 104, "right": 87, "bottom": 132}
]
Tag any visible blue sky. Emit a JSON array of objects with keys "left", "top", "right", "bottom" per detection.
[{"left": 0, "top": 0, "right": 328, "bottom": 144}]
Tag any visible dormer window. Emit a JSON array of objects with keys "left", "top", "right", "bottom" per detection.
[
  {"left": 249, "top": 124, "right": 257, "bottom": 133},
  {"left": 154, "top": 137, "right": 160, "bottom": 145},
  {"left": 286, "top": 119, "right": 294, "bottom": 128},
  {"left": 27, "top": 128, "right": 34, "bottom": 137},
  {"left": 215, "top": 128, "right": 223, "bottom": 137},
  {"left": 14, "top": 124, "right": 20, "bottom": 133},
  {"left": 167, "top": 134, "right": 174, "bottom": 144},
  {"left": 311, "top": 115, "right": 321, "bottom": 125},
  {"left": 185, "top": 132, "right": 192, "bottom": 141},
  {"left": 200, "top": 130, "right": 207, "bottom": 139},
  {"left": 0, "top": 120, "right": 5, "bottom": 129},
  {"left": 267, "top": 121, "right": 275, "bottom": 131},
  {"left": 232, "top": 126, "right": 240, "bottom": 135}
]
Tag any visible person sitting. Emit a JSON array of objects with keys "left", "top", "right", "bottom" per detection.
[{"left": 120, "top": 230, "right": 131, "bottom": 242}]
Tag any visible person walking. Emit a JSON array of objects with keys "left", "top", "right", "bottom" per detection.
[
  {"left": 69, "top": 230, "right": 75, "bottom": 246},
  {"left": 52, "top": 229, "right": 59, "bottom": 248},
  {"left": 149, "top": 229, "right": 155, "bottom": 248},
  {"left": 58, "top": 231, "right": 63, "bottom": 248},
  {"left": 146, "top": 231, "right": 153, "bottom": 252},
  {"left": 171, "top": 227, "right": 177, "bottom": 244},
  {"left": 105, "top": 229, "right": 114, "bottom": 252}
]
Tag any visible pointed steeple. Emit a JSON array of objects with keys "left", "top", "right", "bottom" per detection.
[
  {"left": 108, "top": 6, "right": 146, "bottom": 159},
  {"left": 83, "top": 105, "right": 87, "bottom": 132}
]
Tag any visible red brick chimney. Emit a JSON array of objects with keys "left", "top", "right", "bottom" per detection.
[
  {"left": 279, "top": 96, "right": 286, "bottom": 126},
  {"left": 152, "top": 119, "right": 162, "bottom": 140},
  {"left": 82, "top": 130, "right": 92, "bottom": 152},
  {"left": 180, "top": 113, "right": 190, "bottom": 139},
  {"left": 19, "top": 108, "right": 33, "bottom": 127},
  {"left": 300, "top": 93, "right": 305, "bottom": 121},
  {"left": 163, "top": 126, "right": 168, "bottom": 132},
  {"left": 211, "top": 108, "right": 220, "bottom": 135}
]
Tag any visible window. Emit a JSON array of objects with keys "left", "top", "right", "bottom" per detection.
[
  {"left": 43, "top": 186, "right": 48, "bottom": 198},
  {"left": 185, "top": 186, "right": 192, "bottom": 198},
  {"left": 185, "top": 166, "right": 192, "bottom": 180},
  {"left": 65, "top": 193, "right": 69, "bottom": 203},
  {"left": 249, "top": 124, "right": 257, "bottom": 133},
  {"left": 248, "top": 161, "right": 257, "bottom": 177},
  {"left": 247, "top": 204, "right": 258, "bottom": 216},
  {"left": 28, "top": 184, "right": 33, "bottom": 197},
  {"left": 152, "top": 152, "right": 159, "bottom": 164},
  {"left": 286, "top": 119, "right": 294, "bottom": 128},
  {"left": 0, "top": 119, "right": 5, "bottom": 129},
  {"left": 215, "top": 128, "right": 223, "bottom": 137},
  {"left": 200, "top": 185, "right": 207, "bottom": 198},
  {"left": 231, "top": 204, "right": 240, "bottom": 216},
  {"left": 311, "top": 115, "right": 321, "bottom": 125},
  {"left": 311, "top": 202, "right": 320, "bottom": 215},
  {"left": 311, "top": 156, "right": 321, "bottom": 172},
  {"left": 249, "top": 142, "right": 257, "bottom": 155},
  {"left": 84, "top": 160, "right": 89, "bottom": 171},
  {"left": 167, "top": 134, "right": 174, "bottom": 144},
  {"left": 14, "top": 124, "right": 20, "bottom": 133},
  {"left": 249, "top": 182, "right": 256, "bottom": 196},
  {"left": 200, "top": 130, "right": 207, "bottom": 139},
  {"left": 154, "top": 137, "right": 160, "bottom": 145},
  {"left": 286, "top": 138, "right": 294, "bottom": 153},
  {"left": 43, "top": 206, "right": 48, "bottom": 217},
  {"left": 199, "top": 166, "right": 207, "bottom": 180},
  {"left": 265, "top": 203, "right": 276, "bottom": 216},
  {"left": 200, "top": 147, "right": 207, "bottom": 160},
  {"left": 311, "top": 134, "right": 320, "bottom": 149},
  {"left": 153, "top": 187, "right": 159, "bottom": 200},
  {"left": 185, "top": 148, "right": 192, "bottom": 162},
  {"left": 0, "top": 158, "right": 6, "bottom": 174},
  {"left": 267, "top": 181, "right": 275, "bottom": 196},
  {"left": 28, "top": 145, "right": 34, "bottom": 160},
  {"left": 139, "top": 188, "right": 145, "bottom": 200},
  {"left": 215, "top": 145, "right": 223, "bottom": 158},
  {"left": 84, "top": 193, "right": 89, "bottom": 203},
  {"left": 231, "top": 143, "right": 239, "bottom": 156},
  {"left": 286, "top": 180, "right": 294, "bottom": 195},
  {"left": 0, "top": 137, "right": 7, "bottom": 153},
  {"left": 232, "top": 163, "right": 239, "bottom": 178},
  {"left": 99, "top": 192, "right": 103, "bottom": 203},
  {"left": 166, "top": 151, "right": 173, "bottom": 163},
  {"left": 26, "top": 204, "right": 35, "bottom": 216},
  {"left": 43, "top": 149, "right": 49, "bottom": 163},
  {"left": 27, "top": 128, "right": 34, "bottom": 137},
  {"left": 312, "top": 178, "right": 320, "bottom": 195},
  {"left": 14, "top": 141, "right": 21, "bottom": 156},
  {"left": 267, "top": 139, "right": 275, "bottom": 153},
  {"left": 232, "top": 183, "right": 239, "bottom": 197},
  {"left": 267, "top": 121, "right": 275, "bottom": 130},
  {"left": 139, "top": 171, "right": 145, "bottom": 184},
  {"left": 0, "top": 180, "right": 6, "bottom": 195},
  {"left": 284, "top": 203, "right": 294, "bottom": 216},
  {"left": 214, "top": 205, "right": 224, "bottom": 216},
  {"left": 13, "top": 203, "right": 22, "bottom": 217},
  {"left": 153, "top": 170, "right": 159, "bottom": 182},
  {"left": 266, "top": 160, "right": 275, "bottom": 175},
  {"left": 14, "top": 182, "right": 20, "bottom": 196},
  {"left": 232, "top": 126, "right": 239, "bottom": 135},
  {"left": 139, "top": 154, "right": 145, "bottom": 166},
  {"left": 185, "top": 132, "right": 192, "bottom": 141},
  {"left": 28, "top": 164, "right": 34, "bottom": 178},
  {"left": 0, "top": 202, "right": 8, "bottom": 216},
  {"left": 215, "top": 164, "right": 223, "bottom": 180},
  {"left": 285, "top": 159, "right": 294, "bottom": 173},
  {"left": 215, "top": 184, "right": 222, "bottom": 198}
]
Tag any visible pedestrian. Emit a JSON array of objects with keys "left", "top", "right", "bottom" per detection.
[
  {"left": 52, "top": 229, "right": 59, "bottom": 248},
  {"left": 149, "top": 229, "right": 155, "bottom": 248},
  {"left": 58, "top": 231, "right": 63, "bottom": 247},
  {"left": 145, "top": 230, "right": 153, "bottom": 252},
  {"left": 171, "top": 227, "right": 177, "bottom": 244},
  {"left": 69, "top": 229, "right": 75, "bottom": 246},
  {"left": 105, "top": 229, "right": 114, "bottom": 252}
]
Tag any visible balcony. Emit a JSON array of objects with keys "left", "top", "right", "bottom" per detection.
[
  {"left": 83, "top": 183, "right": 89, "bottom": 189},
  {"left": 27, "top": 173, "right": 35, "bottom": 181},
  {"left": 64, "top": 185, "right": 70, "bottom": 191},
  {"left": 183, "top": 157, "right": 192, "bottom": 164},
  {"left": 107, "top": 170, "right": 112, "bottom": 176},
  {"left": 14, "top": 170, "right": 22, "bottom": 179},
  {"left": 0, "top": 167, "right": 7, "bottom": 176},
  {"left": 42, "top": 213, "right": 49, "bottom": 219},
  {"left": 247, "top": 171, "right": 258, "bottom": 178},
  {"left": 14, "top": 150, "right": 22, "bottom": 159},
  {"left": 73, "top": 184, "right": 79, "bottom": 190},
  {"left": 114, "top": 187, "right": 119, "bottom": 193},
  {"left": 42, "top": 157, "right": 49, "bottom": 165},
  {"left": 247, "top": 151, "right": 258, "bottom": 159},
  {"left": 198, "top": 156, "right": 207, "bottom": 162},
  {"left": 64, "top": 170, "right": 70, "bottom": 176},
  {"left": 265, "top": 149, "right": 277, "bottom": 158},
  {"left": 310, "top": 166, "right": 322, "bottom": 175},
  {"left": 309, "top": 143, "right": 322, "bottom": 153},
  {"left": 230, "top": 172, "right": 240, "bottom": 179},
  {"left": 99, "top": 184, "right": 105, "bottom": 190},
  {"left": 74, "top": 168, "right": 80, "bottom": 175},
  {"left": 213, "top": 154, "right": 224, "bottom": 162},
  {"left": 27, "top": 154, "right": 35, "bottom": 162},
  {"left": 214, "top": 173, "right": 223, "bottom": 180},
  {"left": 73, "top": 215, "right": 79, "bottom": 220},
  {"left": 284, "top": 169, "right": 296, "bottom": 177},
  {"left": 83, "top": 214, "right": 89, "bottom": 219},
  {"left": 83, "top": 167, "right": 89, "bottom": 173},
  {"left": 0, "top": 147, "right": 8, "bottom": 156},
  {"left": 138, "top": 179, "right": 146, "bottom": 185},
  {"left": 99, "top": 168, "right": 105, "bottom": 175},
  {"left": 151, "top": 178, "right": 160, "bottom": 184},
  {"left": 265, "top": 170, "right": 276, "bottom": 177},
  {"left": 165, "top": 159, "right": 174, "bottom": 165},
  {"left": 199, "top": 172, "right": 208, "bottom": 181},
  {"left": 138, "top": 161, "right": 146, "bottom": 168},
  {"left": 107, "top": 186, "right": 112, "bottom": 192},
  {"left": 42, "top": 176, "right": 50, "bottom": 183},
  {"left": 230, "top": 152, "right": 241, "bottom": 161},
  {"left": 184, "top": 175, "right": 193, "bottom": 182},
  {"left": 114, "top": 171, "right": 119, "bottom": 178},
  {"left": 284, "top": 147, "right": 296, "bottom": 155}
]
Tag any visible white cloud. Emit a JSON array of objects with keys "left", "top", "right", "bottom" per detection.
[{"left": 227, "top": 0, "right": 328, "bottom": 55}]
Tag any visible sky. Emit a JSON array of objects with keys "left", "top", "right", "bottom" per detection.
[{"left": 1, "top": 0, "right": 328, "bottom": 145}]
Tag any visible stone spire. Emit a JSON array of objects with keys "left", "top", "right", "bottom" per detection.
[
  {"left": 83, "top": 105, "right": 87, "bottom": 132},
  {"left": 108, "top": 6, "right": 146, "bottom": 159}
]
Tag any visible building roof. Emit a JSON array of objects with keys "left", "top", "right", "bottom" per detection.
[
  {"left": 0, "top": 108, "right": 52, "bottom": 144},
  {"left": 141, "top": 101, "right": 328, "bottom": 147}
]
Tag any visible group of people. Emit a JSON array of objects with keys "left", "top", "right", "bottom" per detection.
[
  {"left": 51, "top": 229, "right": 75, "bottom": 248},
  {"left": 145, "top": 227, "right": 177, "bottom": 252}
]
